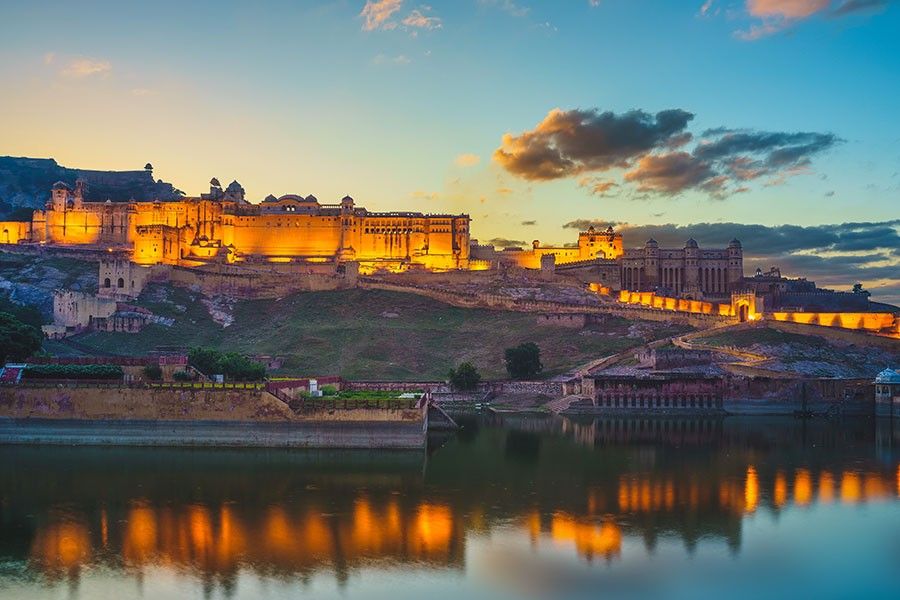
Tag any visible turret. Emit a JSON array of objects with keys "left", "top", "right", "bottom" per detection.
[
  {"left": 50, "top": 181, "right": 71, "bottom": 211},
  {"left": 683, "top": 238, "right": 700, "bottom": 294},
  {"left": 727, "top": 238, "right": 743, "bottom": 288},
  {"left": 340, "top": 195, "right": 354, "bottom": 214},
  {"left": 224, "top": 180, "right": 245, "bottom": 202},
  {"left": 73, "top": 178, "right": 86, "bottom": 209},
  {"left": 644, "top": 238, "right": 659, "bottom": 288}
]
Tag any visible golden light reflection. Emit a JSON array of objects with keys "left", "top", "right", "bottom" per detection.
[
  {"left": 744, "top": 466, "right": 759, "bottom": 514},
  {"left": 774, "top": 471, "right": 788, "bottom": 508},
  {"left": 549, "top": 513, "right": 621, "bottom": 561},
  {"left": 819, "top": 472, "right": 835, "bottom": 504},
  {"left": 29, "top": 518, "right": 91, "bottom": 571},
  {"left": 794, "top": 469, "right": 812, "bottom": 506},
  {"left": 840, "top": 472, "right": 862, "bottom": 504}
]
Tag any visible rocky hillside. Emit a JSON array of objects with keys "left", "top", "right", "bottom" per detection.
[{"left": 0, "top": 156, "right": 183, "bottom": 218}]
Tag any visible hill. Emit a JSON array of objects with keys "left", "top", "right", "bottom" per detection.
[
  {"left": 0, "top": 156, "right": 182, "bottom": 218},
  {"left": 50, "top": 286, "right": 693, "bottom": 380}
]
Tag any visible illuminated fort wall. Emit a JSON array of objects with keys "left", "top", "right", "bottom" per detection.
[
  {"left": 476, "top": 226, "right": 624, "bottom": 269},
  {"left": 15, "top": 182, "right": 471, "bottom": 272}
]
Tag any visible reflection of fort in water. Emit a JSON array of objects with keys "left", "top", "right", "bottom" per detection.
[{"left": 2, "top": 417, "right": 898, "bottom": 592}]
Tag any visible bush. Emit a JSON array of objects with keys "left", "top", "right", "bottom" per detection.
[
  {"left": 23, "top": 364, "right": 124, "bottom": 380},
  {"left": 320, "top": 384, "right": 338, "bottom": 396},
  {"left": 142, "top": 364, "right": 162, "bottom": 381},
  {"left": 0, "top": 312, "right": 43, "bottom": 364},
  {"left": 504, "top": 342, "right": 543, "bottom": 380},
  {"left": 448, "top": 362, "right": 481, "bottom": 391},
  {"left": 172, "top": 370, "right": 194, "bottom": 381},
  {"left": 188, "top": 347, "right": 266, "bottom": 382}
]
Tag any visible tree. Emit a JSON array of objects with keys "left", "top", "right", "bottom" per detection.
[
  {"left": 852, "top": 283, "right": 869, "bottom": 296},
  {"left": 448, "top": 362, "right": 481, "bottom": 391},
  {"left": 0, "top": 312, "right": 42, "bottom": 364},
  {"left": 142, "top": 364, "right": 162, "bottom": 381},
  {"left": 504, "top": 342, "right": 542, "bottom": 380},
  {"left": 188, "top": 347, "right": 223, "bottom": 376}
]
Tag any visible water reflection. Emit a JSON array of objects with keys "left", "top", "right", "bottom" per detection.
[{"left": 1, "top": 416, "right": 898, "bottom": 598}]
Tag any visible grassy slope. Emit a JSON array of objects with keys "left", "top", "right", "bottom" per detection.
[{"left": 66, "top": 287, "right": 692, "bottom": 380}]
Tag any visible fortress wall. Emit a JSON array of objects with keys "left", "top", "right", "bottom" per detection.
[
  {"left": 0, "top": 386, "right": 425, "bottom": 425},
  {"left": 767, "top": 311, "right": 896, "bottom": 333},
  {"left": 0, "top": 221, "right": 32, "bottom": 244}
]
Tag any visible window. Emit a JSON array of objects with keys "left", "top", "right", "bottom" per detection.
[
  {"left": 117, "top": 278, "right": 125, "bottom": 288},
  {"left": 104, "top": 278, "right": 111, "bottom": 288}
]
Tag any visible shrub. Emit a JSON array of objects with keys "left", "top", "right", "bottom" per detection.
[
  {"left": 172, "top": 370, "right": 194, "bottom": 381},
  {"left": 188, "top": 347, "right": 266, "bottom": 381},
  {"left": 142, "top": 364, "right": 162, "bottom": 381},
  {"left": 0, "top": 312, "right": 43, "bottom": 364},
  {"left": 504, "top": 342, "right": 543, "bottom": 380},
  {"left": 448, "top": 362, "right": 481, "bottom": 391},
  {"left": 23, "top": 364, "right": 124, "bottom": 380},
  {"left": 320, "top": 384, "right": 338, "bottom": 396}
]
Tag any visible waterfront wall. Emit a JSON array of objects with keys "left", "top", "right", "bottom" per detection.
[
  {"left": 0, "top": 418, "right": 425, "bottom": 449},
  {"left": 0, "top": 386, "right": 425, "bottom": 448}
]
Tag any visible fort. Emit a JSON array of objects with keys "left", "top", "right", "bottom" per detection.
[{"left": 1, "top": 173, "right": 897, "bottom": 339}]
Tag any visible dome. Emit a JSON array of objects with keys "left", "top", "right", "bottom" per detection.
[
  {"left": 305, "top": 194, "right": 318, "bottom": 203},
  {"left": 226, "top": 180, "right": 243, "bottom": 192},
  {"left": 52, "top": 181, "right": 71, "bottom": 190},
  {"left": 587, "top": 225, "right": 595, "bottom": 233},
  {"left": 729, "top": 238, "right": 742, "bottom": 248},
  {"left": 685, "top": 238, "right": 698, "bottom": 248},
  {"left": 342, "top": 195, "right": 354, "bottom": 203},
  {"left": 645, "top": 238, "right": 658, "bottom": 247},
  {"left": 875, "top": 368, "right": 900, "bottom": 384},
  {"left": 210, "top": 178, "right": 221, "bottom": 188},
  {"left": 262, "top": 194, "right": 278, "bottom": 203}
]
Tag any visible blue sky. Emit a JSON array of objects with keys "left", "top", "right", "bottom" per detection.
[{"left": 1, "top": 1, "right": 898, "bottom": 298}]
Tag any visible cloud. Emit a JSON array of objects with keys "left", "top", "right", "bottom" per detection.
[
  {"left": 372, "top": 53, "right": 411, "bottom": 65},
  {"left": 455, "top": 153, "right": 481, "bottom": 167},
  {"left": 486, "top": 237, "right": 529, "bottom": 248},
  {"left": 478, "top": 0, "right": 530, "bottom": 18},
  {"left": 493, "top": 107, "right": 694, "bottom": 181},
  {"left": 578, "top": 176, "right": 619, "bottom": 196},
  {"left": 736, "top": 0, "right": 890, "bottom": 39},
  {"left": 832, "top": 0, "right": 891, "bottom": 16},
  {"left": 698, "top": 0, "right": 716, "bottom": 16},
  {"left": 402, "top": 8, "right": 442, "bottom": 29},
  {"left": 747, "top": 0, "right": 830, "bottom": 19},
  {"left": 494, "top": 106, "right": 841, "bottom": 197},
  {"left": 560, "top": 219, "right": 900, "bottom": 301},
  {"left": 43, "top": 52, "right": 55, "bottom": 65},
  {"left": 60, "top": 57, "right": 111, "bottom": 78},
  {"left": 360, "top": 0, "right": 403, "bottom": 31}
]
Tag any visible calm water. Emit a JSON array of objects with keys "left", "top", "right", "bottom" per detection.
[{"left": 1, "top": 415, "right": 899, "bottom": 600}]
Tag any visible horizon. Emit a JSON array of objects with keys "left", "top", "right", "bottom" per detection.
[{"left": 1, "top": 0, "right": 898, "bottom": 301}]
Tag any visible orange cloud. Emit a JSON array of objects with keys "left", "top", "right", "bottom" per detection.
[
  {"left": 454, "top": 153, "right": 480, "bottom": 167},
  {"left": 747, "top": 0, "right": 829, "bottom": 19},
  {"left": 360, "top": 0, "right": 403, "bottom": 31},
  {"left": 60, "top": 57, "right": 111, "bottom": 78}
]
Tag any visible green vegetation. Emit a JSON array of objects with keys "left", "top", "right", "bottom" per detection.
[
  {"left": 448, "top": 362, "right": 481, "bottom": 390},
  {"left": 0, "top": 295, "right": 45, "bottom": 327},
  {"left": 0, "top": 312, "right": 42, "bottom": 364},
  {"left": 172, "top": 370, "right": 194, "bottom": 381},
  {"left": 188, "top": 347, "right": 266, "bottom": 382},
  {"left": 320, "top": 384, "right": 338, "bottom": 396},
  {"left": 66, "top": 287, "right": 694, "bottom": 380},
  {"left": 23, "top": 364, "right": 123, "bottom": 380},
  {"left": 697, "top": 327, "right": 826, "bottom": 349},
  {"left": 142, "top": 364, "right": 162, "bottom": 381},
  {"left": 505, "top": 342, "right": 543, "bottom": 379}
]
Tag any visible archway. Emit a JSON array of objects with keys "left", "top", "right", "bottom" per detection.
[
  {"left": 104, "top": 278, "right": 111, "bottom": 288},
  {"left": 738, "top": 304, "right": 749, "bottom": 322},
  {"left": 117, "top": 277, "right": 125, "bottom": 288}
]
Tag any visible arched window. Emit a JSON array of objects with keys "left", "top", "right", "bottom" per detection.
[
  {"left": 117, "top": 277, "right": 125, "bottom": 288},
  {"left": 104, "top": 278, "right": 111, "bottom": 288}
]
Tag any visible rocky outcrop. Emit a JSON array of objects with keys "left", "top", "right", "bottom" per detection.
[{"left": 0, "top": 156, "right": 183, "bottom": 216}]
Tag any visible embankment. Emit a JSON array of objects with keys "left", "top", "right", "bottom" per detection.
[{"left": 0, "top": 386, "right": 425, "bottom": 449}]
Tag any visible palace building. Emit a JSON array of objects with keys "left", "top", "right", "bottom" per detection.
[{"left": 2, "top": 178, "right": 471, "bottom": 273}]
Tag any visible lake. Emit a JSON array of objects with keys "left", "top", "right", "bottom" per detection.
[{"left": 1, "top": 415, "right": 898, "bottom": 600}]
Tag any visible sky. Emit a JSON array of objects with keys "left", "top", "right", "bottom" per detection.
[{"left": 1, "top": 0, "right": 898, "bottom": 300}]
